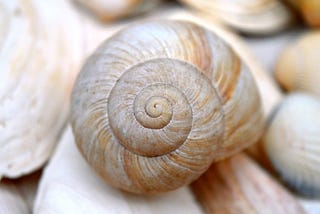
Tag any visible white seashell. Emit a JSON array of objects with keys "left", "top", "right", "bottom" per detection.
[
  {"left": 0, "top": 0, "right": 84, "bottom": 178},
  {"left": 179, "top": 0, "right": 295, "bottom": 35},
  {"left": 264, "top": 93, "right": 320, "bottom": 197},
  {"left": 34, "top": 126, "right": 204, "bottom": 214}
]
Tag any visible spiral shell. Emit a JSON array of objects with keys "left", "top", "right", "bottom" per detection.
[
  {"left": 0, "top": 0, "right": 83, "bottom": 178},
  {"left": 74, "top": 0, "right": 160, "bottom": 22},
  {"left": 71, "top": 20, "right": 264, "bottom": 194},
  {"left": 263, "top": 93, "right": 320, "bottom": 197},
  {"left": 178, "top": 0, "right": 295, "bottom": 35},
  {"left": 275, "top": 32, "right": 320, "bottom": 97}
]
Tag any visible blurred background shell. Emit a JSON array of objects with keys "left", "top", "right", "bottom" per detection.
[
  {"left": 285, "top": 0, "right": 320, "bottom": 27},
  {"left": 178, "top": 0, "right": 295, "bottom": 35},
  {"left": 0, "top": 0, "right": 84, "bottom": 178},
  {"left": 275, "top": 32, "right": 320, "bottom": 97},
  {"left": 263, "top": 93, "right": 320, "bottom": 197},
  {"left": 73, "top": 0, "right": 161, "bottom": 22}
]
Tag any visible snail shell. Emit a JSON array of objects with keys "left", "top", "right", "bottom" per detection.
[
  {"left": 71, "top": 20, "right": 264, "bottom": 194},
  {"left": 0, "top": 0, "right": 83, "bottom": 178},
  {"left": 275, "top": 32, "right": 320, "bottom": 97},
  {"left": 74, "top": 0, "right": 160, "bottom": 22},
  {"left": 263, "top": 93, "right": 320, "bottom": 197},
  {"left": 178, "top": 0, "right": 295, "bottom": 35}
]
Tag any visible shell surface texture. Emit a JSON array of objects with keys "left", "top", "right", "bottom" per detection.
[
  {"left": 178, "top": 0, "right": 294, "bottom": 34},
  {"left": 264, "top": 93, "right": 320, "bottom": 197},
  {"left": 275, "top": 32, "right": 320, "bottom": 97},
  {"left": 0, "top": 0, "right": 83, "bottom": 178},
  {"left": 71, "top": 20, "right": 264, "bottom": 194}
]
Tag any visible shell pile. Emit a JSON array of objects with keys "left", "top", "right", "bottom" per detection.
[{"left": 1, "top": 0, "right": 320, "bottom": 213}]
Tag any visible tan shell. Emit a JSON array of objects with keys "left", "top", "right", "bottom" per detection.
[
  {"left": 286, "top": 0, "right": 320, "bottom": 27},
  {"left": 0, "top": 0, "right": 83, "bottom": 178},
  {"left": 74, "top": 0, "right": 160, "bottom": 22},
  {"left": 71, "top": 20, "right": 264, "bottom": 194},
  {"left": 263, "top": 93, "right": 320, "bottom": 197},
  {"left": 178, "top": 0, "right": 295, "bottom": 34},
  {"left": 275, "top": 32, "right": 320, "bottom": 97}
]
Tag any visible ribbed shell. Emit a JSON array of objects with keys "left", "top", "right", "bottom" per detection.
[
  {"left": 178, "top": 0, "right": 294, "bottom": 35},
  {"left": 275, "top": 32, "right": 320, "bottom": 97},
  {"left": 0, "top": 0, "right": 83, "bottom": 178},
  {"left": 71, "top": 21, "right": 263, "bottom": 194},
  {"left": 263, "top": 93, "right": 320, "bottom": 197},
  {"left": 74, "top": 0, "right": 160, "bottom": 22}
]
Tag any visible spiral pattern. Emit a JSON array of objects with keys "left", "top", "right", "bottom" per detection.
[
  {"left": 108, "top": 59, "right": 220, "bottom": 157},
  {"left": 71, "top": 20, "right": 263, "bottom": 193}
]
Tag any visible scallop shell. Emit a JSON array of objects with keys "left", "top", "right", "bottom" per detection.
[
  {"left": 263, "top": 93, "right": 320, "bottom": 197},
  {"left": 179, "top": 0, "right": 295, "bottom": 35},
  {"left": 0, "top": 0, "right": 83, "bottom": 178},
  {"left": 275, "top": 32, "right": 320, "bottom": 97},
  {"left": 74, "top": 0, "right": 160, "bottom": 22},
  {"left": 71, "top": 20, "right": 264, "bottom": 194}
]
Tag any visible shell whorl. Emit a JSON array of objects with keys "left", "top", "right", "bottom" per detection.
[
  {"left": 71, "top": 21, "right": 263, "bottom": 194},
  {"left": 108, "top": 59, "right": 222, "bottom": 157}
]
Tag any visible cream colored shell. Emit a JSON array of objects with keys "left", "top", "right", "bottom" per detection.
[
  {"left": 275, "top": 32, "right": 320, "bottom": 97},
  {"left": 71, "top": 20, "right": 263, "bottom": 194},
  {"left": 264, "top": 93, "right": 320, "bottom": 197},
  {"left": 74, "top": 0, "right": 160, "bottom": 22},
  {"left": 0, "top": 0, "right": 83, "bottom": 178},
  {"left": 178, "top": 0, "right": 295, "bottom": 34}
]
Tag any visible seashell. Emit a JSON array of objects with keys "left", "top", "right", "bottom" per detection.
[
  {"left": 74, "top": 0, "right": 161, "bottom": 22},
  {"left": 178, "top": 0, "right": 295, "bottom": 35},
  {"left": 70, "top": 20, "right": 264, "bottom": 194},
  {"left": 0, "top": 0, "right": 84, "bottom": 178},
  {"left": 275, "top": 32, "right": 320, "bottom": 97},
  {"left": 34, "top": 126, "right": 204, "bottom": 214},
  {"left": 263, "top": 93, "right": 320, "bottom": 197},
  {"left": 191, "top": 153, "right": 305, "bottom": 213},
  {"left": 286, "top": 0, "right": 320, "bottom": 27}
]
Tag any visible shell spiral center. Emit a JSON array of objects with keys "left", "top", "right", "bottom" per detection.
[{"left": 107, "top": 58, "right": 217, "bottom": 157}]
